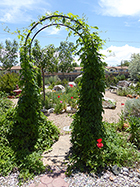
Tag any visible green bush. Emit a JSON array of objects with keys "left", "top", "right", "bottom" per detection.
[
  {"left": 0, "top": 91, "right": 13, "bottom": 115},
  {"left": 117, "top": 87, "right": 135, "bottom": 96},
  {"left": 41, "top": 86, "right": 79, "bottom": 110},
  {"left": 116, "top": 74, "right": 126, "bottom": 81},
  {"left": 41, "top": 94, "right": 54, "bottom": 109},
  {"left": 103, "top": 122, "right": 140, "bottom": 167},
  {"left": 0, "top": 73, "right": 20, "bottom": 94},
  {"left": 132, "top": 81, "right": 140, "bottom": 95},
  {"left": 0, "top": 108, "right": 60, "bottom": 180},
  {"left": 54, "top": 100, "right": 63, "bottom": 114},
  {"left": 124, "top": 98, "right": 140, "bottom": 117},
  {"left": 61, "top": 78, "right": 68, "bottom": 87},
  {"left": 105, "top": 74, "right": 118, "bottom": 87},
  {"left": 45, "top": 75, "right": 61, "bottom": 85},
  {"left": 127, "top": 116, "right": 140, "bottom": 149}
]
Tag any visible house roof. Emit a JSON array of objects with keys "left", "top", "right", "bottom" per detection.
[
  {"left": 74, "top": 67, "right": 82, "bottom": 70},
  {"left": 11, "top": 66, "right": 22, "bottom": 70},
  {"left": 0, "top": 65, "right": 22, "bottom": 70},
  {"left": 105, "top": 66, "right": 128, "bottom": 70}
]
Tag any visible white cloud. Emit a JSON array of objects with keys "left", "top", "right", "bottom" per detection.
[
  {"left": 101, "top": 44, "right": 140, "bottom": 66},
  {"left": 0, "top": 0, "right": 50, "bottom": 23},
  {"left": 48, "top": 27, "right": 61, "bottom": 35},
  {"left": 98, "top": 0, "right": 140, "bottom": 17}
]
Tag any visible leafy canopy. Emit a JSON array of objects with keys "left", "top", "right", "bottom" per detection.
[
  {"left": 128, "top": 53, "right": 140, "bottom": 80},
  {"left": 0, "top": 39, "right": 18, "bottom": 70}
]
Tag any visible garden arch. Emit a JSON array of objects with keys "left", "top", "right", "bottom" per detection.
[
  {"left": 24, "top": 14, "right": 91, "bottom": 58},
  {"left": 22, "top": 13, "right": 106, "bottom": 171}
]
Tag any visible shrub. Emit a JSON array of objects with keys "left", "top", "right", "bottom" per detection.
[
  {"left": 45, "top": 75, "right": 61, "bottom": 85},
  {"left": 54, "top": 100, "right": 63, "bottom": 114},
  {"left": 0, "top": 73, "right": 20, "bottom": 94},
  {"left": 103, "top": 122, "right": 140, "bottom": 167},
  {"left": 105, "top": 74, "right": 118, "bottom": 87},
  {"left": 0, "top": 108, "right": 60, "bottom": 181},
  {"left": 41, "top": 86, "right": 79, "bottom": 110},
  {"left": 124, "top": 98, "right": 140, "bottom": 117},
  {"left": 116, "top": 74, "right": 125, "bottom": 81},
  {"left": 61, "top": 78, "right": 68, "bottom": 87},
  {"left": 117, "top": 87, "right": 135, "bottom": 96},
  {"left": 0, "top": 91, "right": 13, "bottom": 115},
  {"left": 127, "top": 116, "right": 140, "bottom": 149},
  {"left": 132, "top": 81, "right": 140, "bottom": 95}
]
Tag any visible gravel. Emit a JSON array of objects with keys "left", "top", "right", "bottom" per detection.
[{"left": 0, "top": 166, "right": 140, "bottom": 187}]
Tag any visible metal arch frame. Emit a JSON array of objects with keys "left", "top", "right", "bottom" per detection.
[{"left": 24, "top": 15, "right": 88, "bottom": 58}]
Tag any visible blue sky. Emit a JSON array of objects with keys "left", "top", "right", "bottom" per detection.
[{"left": 1, "top": 0, "right": 140, "bottom": 66}]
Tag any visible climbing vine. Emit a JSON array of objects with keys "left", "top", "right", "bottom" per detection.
[
  {"left": 1, "top": 11, "right": 107, "bottom": 180},
  {"left": 23, "top": 11, "right": 106, "bottom": 172}
]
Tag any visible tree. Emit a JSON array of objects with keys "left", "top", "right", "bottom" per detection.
[
  {"left": 120, "top": 60, "right": 130, "bottom": 67},
  {"left": 128, "top": 53, "right": 140, "bottom": 80},
  {"left": 32, "top": 40, "right": 58, "bottom": 102},
  {"left": 57, "top": 41, "right": 75, "bottom": 76},
  {"left": 0, "top": 39, "right": 18, "bottom": 70},
  {"left": 72, "top": 62, "right": 80, "bottom": 67}
]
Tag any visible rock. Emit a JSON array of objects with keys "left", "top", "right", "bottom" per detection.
[
  {"left": 102, "top": 97, "right": 116, "bottom": 109},
  {"left": 60, "top": 109, "right": 65, "bottom": 114},
  {"left": 66, "top": 106, "right": 77, "bottom": 113},
  {"left": 41, "top": 108, "right": 50, "bottom": 116},
  {"left": 117, "top": 80, "right": 130, "bottom": 88},
  {"left": 136, "top": 95, "right": 140, "bottom": 99},
  {"left": 129, "top": 173, "right": 134, "bottom": 178},
  {"left": 123, "top": 167, "right": 129, "bottom": 173},
  {"left": 109, "top": 176, "right": 114, "bottom": 181},
  {"left": 127, "top": 94, "right": 133, "bottom": 98},
  {"left": 48, "top": 108, "right": 54, "bottom": 113},
  {"left": 63, "top": 126, "right": 72, "bottom": 132},
  {"left": 112, "top": 165, "right": 121, "bottom": 175},
  {"left": 53, "top": 85, "right": 65, "bottom": 92}
]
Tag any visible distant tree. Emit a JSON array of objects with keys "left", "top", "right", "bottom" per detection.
[
  {"left": 72, "top": 62, "right": 80, "bottom": 67},
  {"left": 128, "top": 53, "right": 140, "bottom": 80},
  {"left": 57, "top": 41, "right": 75, "bottom": 75},
  {"left": 32, "top": 40, "right": 58, "bottom": 102},
  {"left": 0, "top": 39, "right": 18, "bottom": 70},
  {"left": 120, "top": 60, "right": 130, "bottom": 67}
]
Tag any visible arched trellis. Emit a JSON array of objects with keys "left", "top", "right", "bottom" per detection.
[
  {"left": 24, "top": 14, "right": 95, "bottom": 59},
  {"left": 22, "top": 13, "right": 106, "bottom": 171}
]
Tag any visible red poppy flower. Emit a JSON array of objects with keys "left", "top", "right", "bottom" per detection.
[
  {"left": 121, "top": 103, "right": 124, "bottom": 105},
  {"left": 97, "top": 143, "right": 104, "bottom": 148},
  {"left": 69, "top": 84, "right": 73, "bottom": 88},
  {"left": 97, "top": 138, "right": 102, "bottom": 143},
  {"left": 97, "top": 138, "right": 103, "bottom": 148},
  {"left": 71, "top": 96, "right": 73, "bottom": 99},
  {"left": 58, "top": 95, "right": 60, "bottom": 98}
]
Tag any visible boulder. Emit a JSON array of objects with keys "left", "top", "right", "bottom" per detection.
[
  {"left": 53, "top": 85, "right": 65, "bottom": 92},
  {"left": 102, "top": 97, "right": 116, "bottom": 109},
  {"left": 117, "top": 80, "right": 130, "bottom": 88},
  {"left": 41, "top": 108, "right": 50, "bottom": 116},
  {"left": 66, "top": 106, "right": 77, "bottom": 113},
  {"left": 48, "top": 108, "right": 54, "bottom": 113}
]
